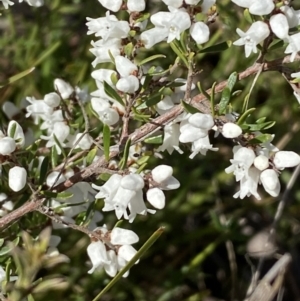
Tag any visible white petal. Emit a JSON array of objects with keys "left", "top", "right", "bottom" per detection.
[
  {"left": 189, "top": 113, "right": 214, "bottom": 130},
  {"left": 121, "top": 174, "right": 145, "bottom": 191},
  {"left": 118, "top": 245, "right": 137, "bottom": 262},
  {"left": 0, "top": 137, "right": 16, "bottom": 155},
  {"left": 146, "top": 188, "right": 165, "bottom": 209},
  {"left": 254, "top": 155, "right": 269, "bottom": 171},
  {"left": 54, "top": 79, "right": 74, "bottom": 99},
  {"left": 273, "top": 151, "right": 300, "bottom": 169},
  {"left": 260, "top": 169, "right": 280, "bottom": 197},
  {"left": 87, "top": 241, "right": 109, "bottom": 274},
  {"left": 152, "top": 165, "right": 173, "bottom": 183},
  {"left": 9, "top": 166, "right": 27, "bottom": 192},
  {"left": 222, "top": 123, "right": 242, "bottom": 138},
  {"left": 111, "top": 227, "right": 139, "bottom": 245}
]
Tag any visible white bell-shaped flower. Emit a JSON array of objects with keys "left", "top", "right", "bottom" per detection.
[
  {"left": 233, "top": 167, "right": 261, "bottom": 200},
  {"left": 146, "top": 188, "right": 166, "bottom": 209},
  {"left": 7, "top": 121, "right": 25, "bottom": 148},
  {"left": 110, "top": 227, "right": 139, "bottom": 245},
  {"left": 118, "top": 245, "right": 137, "bottom": 262},
  {"left": 189, "top": 113, "right": 214, "bottom": 130},
  {"left": 280, "top": 5, "right": 299, "bottom": 28},
  {"left": 157, "top": 123, "right": 183, "bottom": 155},
  {"left": 179, "top": 123, "right": 208, "bottom": 143},
  {"left": 116, "top": 76, "right": 139, "bottom": 93},
  {"left": 9, "top": 166, "right": 27, "bottom": 192},
  {"left": 254, "top": 155, "right": 269, "bottom": 171},
  {"left": 270, "top": 14, "right": 289, "bottom": 40},
  {"left": 273, "top": 151, "right": 300, "bottom": 169},
  {"left": 87, "top": 241, "right": 110, "bottom": 274},
  {"left": 72, "top": 133, "right": 93, "bottom": 150},
  {"left": 285, "top": 32, "right": 300, "bottom": 62},
  {"left": 140, "top": 27, "right": 169, "bottom": 49},
  {"left": 0, "top": 137, "right": 16, "bottom": 155},
  {"left": 225, "top": 146, "right": 256, "bottom": 181},
  {"left": 233, "top": 21, "right": 270, "bottom": 58},
  {"left": 201, "top": 0, "right": 215, "bottom": 13},
  {"left": 54, "top": 79, "right": 74, "bottom": 99},
  {"left": 162, "top": 0, "right": 182, "bottom": 7},
  {"left": 190, "top": 135, "right": 218, "bottom": 158},
  {"left": 127, "top": 0, "right": 145, "bottom": 11},
  {"left": 91, "top": 69, "right": 116, "bottom": 86},
  {"left": 46, "top": 171, "right": 66, "bottom": 187},
  {"left": 44, "top": 92, "right": 61, "bottom": 108},
  {"left": 248, "top": 0, "right": 274, "bottom": 16},
  {"left": 190, "top": 22, "right": 210, "bottom": 44},
  {"left": 222, "top": 123, "right": 242, "bottom": 138},
  {"left": 98, "top": 0, "right": 122, "bottom": 12},
  {"left": 90, "top": 38, "right": 121, "bottom": 66},
  {"left": 152, "top": 165, "right": 173, "bottom": 183},
  {"left": 103, "top": 250, "right": 118, "bottom": 277},
  {"left": 121, "top": 174, "right": 145, "bottom": 190},
  {"left": 92, "top": 174, "right": 122, "bottom": 200},
  {"left": 115, "top": 56, "right": 138, "bottom": 78},
  {"left": 260, "top": 169, "right": 280, "bottom": 197}
]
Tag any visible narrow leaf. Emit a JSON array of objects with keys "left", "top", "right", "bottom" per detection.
[
  {"left": 248, "top": 134, "right": 273, "bottom": 144},
  {"left": 138, "top": 54, "right": 166, "bottom": 66},
  {"left": 39, "top": 156, "right": 49, "bottom": 186},
  {"left": 120, "top": 138, "right": 131, "bottom": 170},
  {"left": 103, "top": 125, "right": 111, "bottom": 161},
  {"left": 181, "top": 100, "right": 200, "bottom": 114},
  {"left": 0, "top": 67, "right": 35, "bottom": 88},
  {"left": 170, "top": 41, "right": 189, "bottom": 68},
  {"left": 86, "top": 147, "right": 98, "bottom": 166},
  {"left": 93, "top": 227, "right": 164, "bottom": 301},
  {"left": 237, "top": 108, "right": 256, "bottom": 125},
  {"left": 51, "top": 145, "right": 58, "bottom": 168},
  {"left": 218, "top": 72, "right": 238, "bottom": 114},
  {"left": 103, "top": 81, "right": 124, "bottom": 106}
]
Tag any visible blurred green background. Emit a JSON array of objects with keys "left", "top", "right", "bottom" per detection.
[{"left": 1, "top": 0, "right": 300, "bottom": 300}]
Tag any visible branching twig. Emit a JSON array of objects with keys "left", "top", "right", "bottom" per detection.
[{"left": 0, "top": 54, "right": 299, "bottom": 231}]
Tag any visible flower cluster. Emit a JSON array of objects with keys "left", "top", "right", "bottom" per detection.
[
  {"left": 87, "top": 225, "right": 139, "bottom": 277},
  {"left": 232, "top": 0, "right": 300, "bottom": 61}
]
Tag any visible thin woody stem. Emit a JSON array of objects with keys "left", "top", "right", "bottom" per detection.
[{"left": 0, "top": 54, "right": 299, "bottom": 231}]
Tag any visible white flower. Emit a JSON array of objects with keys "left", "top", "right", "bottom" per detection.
[
  {"left": 54, "top": 79, "right": 74, "bottom": 99},
  {"left": 270, "top": 14, "right": 289, "bottom": 41},
  {"left": 222, "top": 123, "right": 242, "bottom": 138},
  {"left": 225, "top": 146, "right": 255, "bottom": 181},
  {"left": 90, "top": 38, "right": 121, "bottom": 66},
  {"left": 0, "top": 137, "right": 16, "bottom": 155},
  {"left": 233, "top": 167, "right": 261, "bottom": 200},
  {"left": 46, "top": 171, "right": 66, "bottom": 187},
  {"left": 87, "top": 241, "right": 110, "bottom": 274},
  {"left": 233, "top": 21, "right": 270, "bottom": 58},
  {"left": 127, "top": 0, "right": 145, "bottom": 12},
  {"left": 162, "top": 0, "right": 183, "bottom": 7},
  {"left": 231, "top": 0, "right": 274, "bottom": 15},
  {"left": 98, "top": 0, "right": 122, "bottom": 12},
  {"left": 254, "top": 155, "right": 269, "bottom": 171},
  {"left": 273, "top": 151, "right": 300, "bottom": 169},
  {"left": 140, "top": 27, "right": 169, "bottom": 49},
  {"left": 7, "top": 120, "right": 25, "bottom": 148},
  {"left": 190, "top": 135, "right": 218, "bottom": 158},
  {"left": 93, "top": 174, "right": 122, "bottom": 200},
  {"left": 110, "top": 227, "right": 139, "bottom": 245},
  {"left": 9, "top": 166, "right": 27, "bottom": 192},
  {"left": 280, "top": 5, "right": 300, "bottom": 28},
  {"left": 157, "top": 123, "right": 183, "bottom": 155},
  {"left": 26, "top": 96, "right": 53, "bottom": 123},
  {"left": 260, "top": 169, "right": 280, "bottom": 197},
  {"left": 146, "top": 188, "right": 165, "bottom": 209},
  {"left": 116, "top": 75, "right": 139, "bottom": 93},
  {"left": 1, "top": 0, "right": 14, "bottom": 9},
  {"left": 285, "top": 32, "right": 300, "bottom": 62},
  {"left": 190, "top": 22, "right": 210, "bottom": 44},
  {"left": 115, "top": 56, "right": 138, "bottom": 77},
  {"left": 44, "top": 92, "right": 61, "bottom": 108},
  {"left": 86, "top": 12, "right": 130, "bottom": 41},
  {"left": 150, "top": 9, "right": 191, "bottom": 43}
]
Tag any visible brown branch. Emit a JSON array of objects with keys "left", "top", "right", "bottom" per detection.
[{"left": 0, "top": 54, "right": 299, "bottom": 231}]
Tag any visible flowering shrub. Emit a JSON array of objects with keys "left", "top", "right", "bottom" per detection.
[{"left": 1, "top": 0, "right": 300, "bottom": 300}]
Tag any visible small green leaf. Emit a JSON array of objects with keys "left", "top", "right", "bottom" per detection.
[
  {"left": 0, "top": 237, "right": 20, "bottom": 256},
  {"left": 138, "top": 54, "right": 166, "bottom": 66},
  {"left": 243, "top": 8, "right": 254, "bottom": 23},
  {"left": 145, "top": 93, "right": 162, "bottom": 107},
  {"left": 103, "top": 81, "right": 124, "bottom": 106},
  {"left": 39, "top": 156, "right": 49, "bottom": 186},
  {"left": 199, "top": 41, "right": 232, "bottom": 53},
  {"left": 218, "top": 72, "right": 238, "bottom": 114},
  {"left": 103, "top": 124, "right": 111, "bottom": 161},
  {"left": 197, "top": 81, "right": 210, "bottom": 100},
  {"left": 136, "top": 155, "right": 151, "bottom": 166},
  {"left": 0, "top": 67, "right": 35, "bottom": 88},
  {"left": 53, "top": 134, "right": 66, "bottom": 158},
  {"left": 86, "top": 147, "right": 98, "bottom": 166},
  {"left": 56, "top": 191, "right": 74, "bottom": 200},
  {"left": 268, "top": 39, "right": 285, "bottom": 51},
  {"left": 51, "top": 145, "right": 58, "bottom": 168},
  {"left": 248, "top": 121, "right": 276, "bottom": 131},
  {"left": 120, "top": 139, "right": 131, "bottom": 170},
  {"left": 110, "top": 72, "right": 119, "bottom": 86},
  {"left": 181, "top": 100, "right": 201, "bottom": 114},
  {"left": 237, "top": 108, "right": 256, "bottom": 125},
  {"left": 124, "top": 42, "right": 134, "bottom": 57},
  {"left": 135, "top": 12, "right": 150, "bottom": 23},
  {"left": 248, "top": 134, "right": 273, "bottom": 144},
  {"left": 144, "top": 135, "right": 163, "bottom": 144},
  {"left": 170, "top": 41, "right": 189, "bottom": 68}
]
